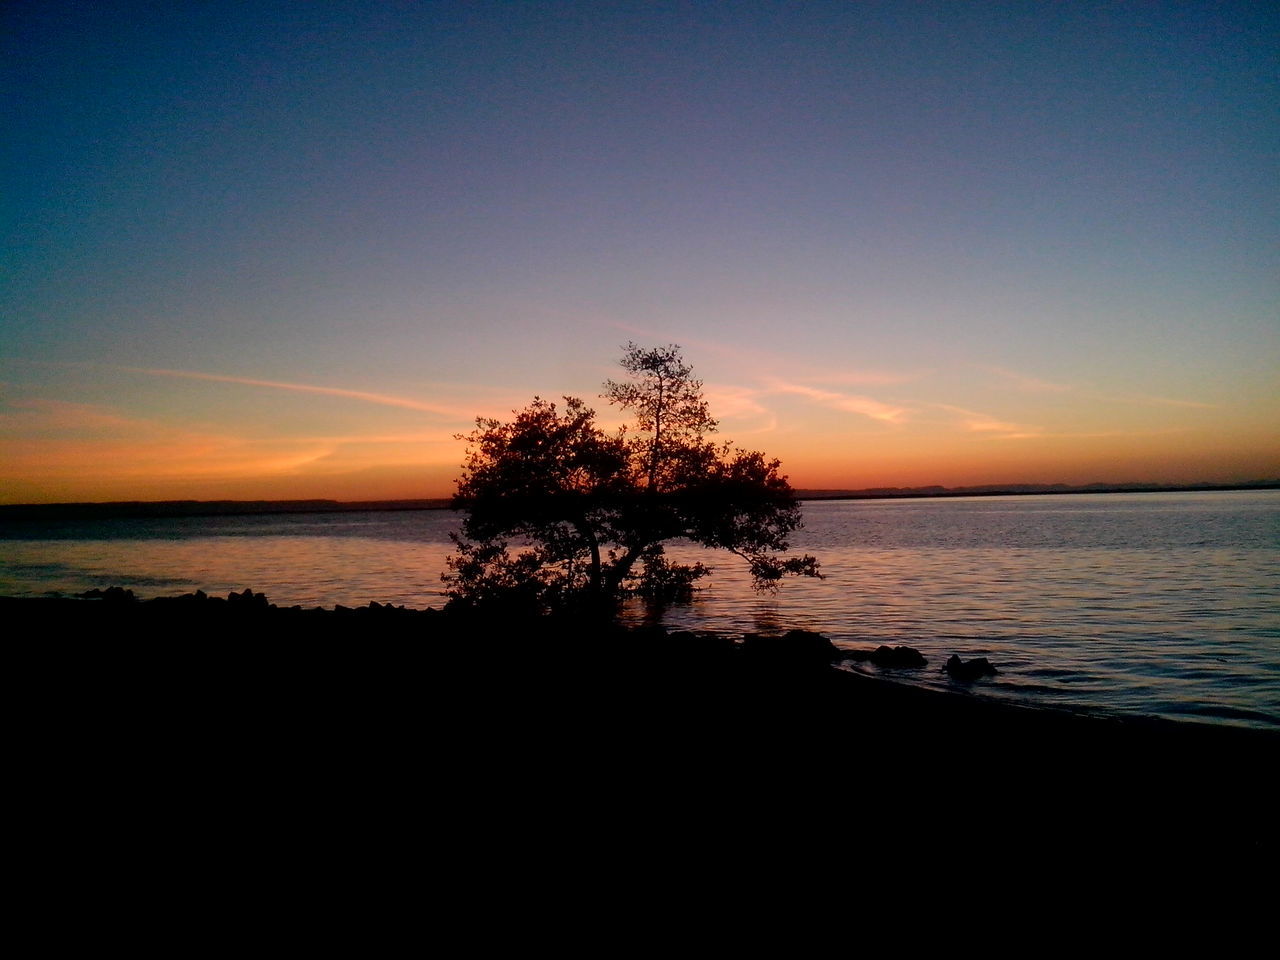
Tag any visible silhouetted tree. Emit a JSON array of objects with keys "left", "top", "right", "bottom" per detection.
[{"left": 445, "top": 344, "right": 820, "bottom": 616}]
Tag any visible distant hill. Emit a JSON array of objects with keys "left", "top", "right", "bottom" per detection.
[{"left": 793, "top": 480, "right": 1280, "bottom": 501}]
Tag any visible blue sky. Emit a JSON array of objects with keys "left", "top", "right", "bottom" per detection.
[{"left": 3, "top": 1, "right": 1277, "bottom": 502}]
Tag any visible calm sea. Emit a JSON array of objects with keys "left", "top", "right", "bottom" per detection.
[{"left": 3, "top": 491, "right": 1277, "bottom": 729}]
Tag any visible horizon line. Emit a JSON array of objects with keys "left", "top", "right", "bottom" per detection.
[{"left": 3, "top": 479, "right": 1277, "bottom": 513}]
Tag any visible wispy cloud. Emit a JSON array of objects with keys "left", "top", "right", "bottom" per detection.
[
  {"left": 1, "top": 402, "right": 313, "bottom": 479},
  {"left": 802, "top": 369, "right": 926, "bottom": 387},
  {"left": 297, "top": 430, "right": 461, "bottom": 445},
  {"left": 0, "top": 398, "right": 144, "bottom": 433},
  {"left": 583, "top": 334, "right": 915, "bottom": 428},
  {"left": 980, "top": 363, "right": 1215, "bottom": 410},
  {"left": 701, "top": 384, "right": 778, "bottom": 434},
  {"left": 121, "top": 366, "right": 476, "bottom": 419},
  {"left": 1097, "top": 391, "right": 1216, "bottom": 410},
  {"left": 0, "top": 394, "right": 462, "bottom": 494},
  {"left": 932, "top": 403, "right": 1194, "bottom": 442},
  {"left": 1024, "top": 427, "right": 1189, "bottom": 440},
  {"left": 982, "top": 365, "right": 1074, "bottom": 394},
  {"left": 703, "top": 383, "right": 769, "bottom": 419},
  {"left": 934, "top": 404, "right": 1042, "bottom": 439},
  {"left": 603, "top": 323, "right": 924, "bottom": 390},
  {"left": 765, "top": 379, "right": 908, "bottom": 423}
]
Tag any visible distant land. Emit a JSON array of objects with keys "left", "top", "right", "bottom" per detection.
[
  {"left": 0, "top": 498, "right": 452, "bottom": 522},
  {"left": 1, "top": 481, "right": 1276, "bottom": 522},
  {"left": 793, "top": 479, "right": 1280, "bottom": 501}
]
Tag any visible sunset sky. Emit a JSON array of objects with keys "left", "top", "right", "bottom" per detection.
[{"left": 3, "top": 1, "right": 1277, "bottom": 504}]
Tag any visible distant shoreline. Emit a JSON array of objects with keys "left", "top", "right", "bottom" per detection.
[
  {"left": 796, "top": 479, "right": 1280, "bottom": 502},
  {"left": 1, "top": 480, "right": 1276, "bottom": 522}
]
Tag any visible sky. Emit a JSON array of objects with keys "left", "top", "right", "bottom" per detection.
[{"left": 2, "top": 0, "right": 1277, "bottom": 503}]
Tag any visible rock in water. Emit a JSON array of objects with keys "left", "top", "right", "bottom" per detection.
[
  {"left": 945, "top": 654, "right": 999, "bottom": 682},
  {"left": 867, "top": 645, "right": 928, "bottom": 668}
]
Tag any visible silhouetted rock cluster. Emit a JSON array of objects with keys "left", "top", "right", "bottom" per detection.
[
  {"left": 79, "top": 586, "right": 137, "bottom": 602},
  {"left": 841, "top": 644, "right": 1003, "bottom": 682},
  {"left": 25, "top": 588, "right": 445, "bottom": 646},
  {"left": 740, "top": 630, "right": 840, "bottom": 669}
]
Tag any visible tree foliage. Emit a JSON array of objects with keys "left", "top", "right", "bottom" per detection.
[{"left": 445, "top": 344, "right": 820, "bottom": 616}]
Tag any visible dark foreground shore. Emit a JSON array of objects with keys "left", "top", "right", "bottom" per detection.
[
  {"left": 7, "top": 587, "right": 1273, "bottom": 916},
  {"left": 9, "top": 591, "right": 1277, "bottom": 825}
]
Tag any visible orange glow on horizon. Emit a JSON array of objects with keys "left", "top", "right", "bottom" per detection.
[{"left": 3, "top": 360, "right": 1277, "bottom": 505}]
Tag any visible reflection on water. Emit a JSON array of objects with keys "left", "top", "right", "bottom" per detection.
[
  {"left": 2, "top": 491, "right": 1277, "bottom": 728},
  {"left": 0, "top": 535, "right": 455, "bottom": 609}
]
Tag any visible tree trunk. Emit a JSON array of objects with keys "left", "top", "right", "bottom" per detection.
[
  {"left": 603, "top": 542, "right": 646, "bottom": 597},
  {"left": 576, "top": 519, "right": 603, "bottom": 597},
  {"left": 647, "top": 377, "right": 664, "bottom": 492}
]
